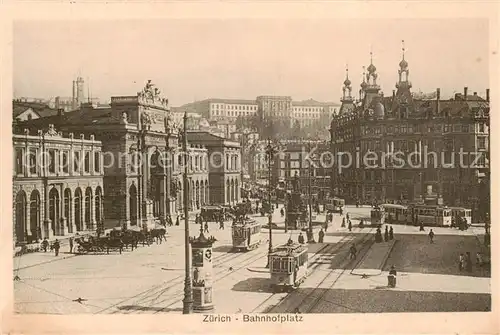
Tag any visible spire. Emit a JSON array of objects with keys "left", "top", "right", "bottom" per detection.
[
  {"left": 397, "top": 39, "right": 411, "bottom": 88},
  {"left": 342, "top": 63, "right": 353, "bottom": 102},
  {"left": 343, "top": 64, "right": 351, "bottom": 87}
]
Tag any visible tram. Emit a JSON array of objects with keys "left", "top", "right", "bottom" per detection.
[
  {"left": 325, "top": 197, "right": 345, "bottom": 213},
  {"left": 413, "top": 205, "right": 452, "bottom": 226},
  {"left": 231, "top": 218, "right": 262, "bottom": 251},
  {"left": 269, "top": 240, "right": 308, "bottom": 292},
  {"left": 370, "top": 205, "right": 385, "bottom": 227},
  {"left": 449, "top": 207, "right": 472, "bottom": 226},
  {"left": 382, "top": 203, "right": 412, "bottom": 224}
]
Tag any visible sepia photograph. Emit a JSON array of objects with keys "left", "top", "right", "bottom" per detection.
[{"left": 2, "top": 2, "right": 497, "bottom": 334}]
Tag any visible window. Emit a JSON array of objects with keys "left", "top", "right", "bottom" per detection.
[
  {"left": 444, "top": 124, "right": 451, "bottom": 133},
  {"left": 477, "top": 137, "right": 487, "bottom": 149},
  {"left": 48, "top": 150, "right": 56, "bottom": 174},
  {"left": 478, "top": 123, "right": 485, "bottom": 133},
  {"left": 15, "top": 148, "right": 24, "bottom": 175},
  {"left": 84, "top": 151, "right": 90, "bottom": 173},
  {"left": 74, "top": 151, "right": 81, "bottom": 173},
  {"left": 62, "top": 151, "right": 69, "bottom": 173},
  {"left": 462, "top": 125, "right": 469, "bottom": 133},
  {"left": 94, "top": 152, "right": 100, "bottom": 173},
  {"left": 453, "top": 124, "right": 461, "bottom": 132},
  {"left": 408, "top": 125, "right": 414, "bottom": 133},
  {"left": 291, "top": 161, "right": 300, "bottom": 169},
  {"left": 29, "top": 148, "right": 37, "bottom": 174}
]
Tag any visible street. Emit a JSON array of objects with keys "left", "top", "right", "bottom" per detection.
[{"left": 14, "top": 205, "right": 490, "bottom": 314}]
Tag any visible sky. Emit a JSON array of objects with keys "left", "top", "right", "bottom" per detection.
[{"left": 13, "top": 18, "right": 489, "bottom": 106}]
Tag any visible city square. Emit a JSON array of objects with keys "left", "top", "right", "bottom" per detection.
[{"left": 10, "top": 16, "right": 491, "bottom": 320}]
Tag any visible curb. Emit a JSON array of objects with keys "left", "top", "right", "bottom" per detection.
[
  {"left": 247, "top": 267, "right": 269, "bottom": 273},
  {"left": 380, "top": 239, "right": 397, "bottom": 270}
]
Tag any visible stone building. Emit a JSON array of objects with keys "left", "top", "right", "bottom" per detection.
[
  {"left": 12, "top": 125, "right": 104, "bottom": 244},
  {"left": 187, "top": 131, "right": 242, "bottom": 205},
  {"left": 271, "top": 140, "right": 331, "bottom": 200},
  {"left": 174, "top": 142, "right": 210, "bottom": 212},
  {"left": 330, "top": 48, "right": 490, "bottom": 217},
  {"left": 17, "top": 81, "right": 180, "bottom": 229}
]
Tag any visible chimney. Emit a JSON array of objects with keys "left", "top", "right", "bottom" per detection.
[
  {"left": 464, "top": 87, "right": 468, "bottom": 101},
  {"left": 436, "top": 88, "right": 441, "bottom": 114},
  {"left": 486, "top": 89, "right": 490, "bottom": 102}
]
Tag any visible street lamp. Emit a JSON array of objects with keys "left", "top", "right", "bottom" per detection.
[
  {"left": 265, "top": 138, "right": 278, "bottom": 269},
  {"left": 182, "top": 111, "right": 193, "bottom": 314},
  {"left": 307, "top": 142, "right": 318, "bottom": 244}
]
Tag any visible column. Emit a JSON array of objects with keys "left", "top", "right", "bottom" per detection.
[
  {"left": 59, "top": 184, "right": 66, "bottom": 235},
  {"left": 90, "top": 187, "right": 96, "bottom": 230}
]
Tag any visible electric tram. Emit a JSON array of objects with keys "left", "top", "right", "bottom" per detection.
[
  {"left": 449, "top": 207, "right": 472, "bottom": 226},
  {"left": 325, "top": 196, "right": 345, "bottom": 213},
  {"left": 231, "top": 218, "right": 262, "bottom": 251},
  {"left": 269, "top": 240, "right": 309, "bottom": 292},
  {"left": 370, "top": 205, "right": 385, "bottom": 227}
]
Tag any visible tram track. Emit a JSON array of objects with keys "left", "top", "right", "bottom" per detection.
[
  {"left": 103, "top": 239, "right": 270, "bottom": 314},
  {"left": 264, "top": 228, "right": 375, "bottom": 314},
  {"left": 250, "top": 227, "right": 371, "bottom": 313}
]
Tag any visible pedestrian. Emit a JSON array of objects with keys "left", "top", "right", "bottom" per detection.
[
  {"left": 341, "top": 217, "right": 346, "bottom": 228},
  {"left": 69, "top": 237, "right": 73, "bottom": 253},
  {"left": 476, "top": 252, "right": 484, "bottom": 267},
  {"left": 384, "top": 226, "right": 389, "bottom": 242},
  {"left": 204, "top": 222, "right": 209, "bottom": 233},
  {"left": 359, "top": 219, "right": 364, "bottom": 228},
  {"left": 280, "top": 208, "right": 284, "bottom": 217},
  {"left": 41, "top": 238, "right": 49, "bottom": 252},
  {"left": 349, "top": 243, "right": 357, "bottom": 259},
  {"left": 298, "top": 232, "right": 305, "bottom": 244},
  {"left": 465, "top": 252, "right": 473, "bottom": 272},
  {"left": 459, "top": 253, "right": 464, "bottom": 271},
  {"left": 219, "top": 217, "right": 224, "bottom": 230},
  {"left": 428, "top": 229, "right": 435, "bottom": 243},
  {"left": 389, "top": 226, "right": 394, "bottom": 240},
  {"left": 348, "top": 220, "right": 352, "bottom": 232},
  {"left": 318, "top": 228, "right": 325, "bottom": 243},
  {"left": 346, "top": 213, "right": 350, "bottom": 221},
  {"left": 53, "top": 239, "right": 60, "bottom": 256},
  {"left": 419, "top": 221, "right": 425, "bottom": 231},
  {"left": 176, "top": 216, "right": 180, "bottom": 226},
  {"left": 388, "top": 265, "right": 397, "bottom": 288}
]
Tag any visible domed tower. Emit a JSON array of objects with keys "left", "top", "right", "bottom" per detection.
[
  {"left": 339, "top": 65, "right": 356, "bottom": 116},
  {"left": 396, "top": 39, "right": 412, "bottom": 90},
  {"left": 392, "top": 40, "right": 414, "bottom": 119},
  {"left": 361, "top": 50, "right": 381, "bottom": 109}
]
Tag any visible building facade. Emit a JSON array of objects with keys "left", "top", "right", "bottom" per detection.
[
  {"left": 187, "top": 131, "right": 242, "bottom": 206},
  {"left": 330, "top": 50, "right": 490, "bottom": 217},
  {"left": 177, "top": 96, "right": 339, "bottom": 127},
  {"left": 272, "top": 140, "right": 331, "bottom": 200},
  {"left": 13, "top": 125, "right": 104, "bottom": 244}
]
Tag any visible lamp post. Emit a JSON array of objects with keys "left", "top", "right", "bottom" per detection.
[
  {"left": 307, "top": 142, "right": 317, "bottom": 244},
  {"left": 265, "top": 138, "right": 278, "bottom": 268},
  {"left": 182, "top": 111, "right": 193, "bottom": 314}
]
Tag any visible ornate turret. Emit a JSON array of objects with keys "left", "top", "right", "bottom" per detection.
[
  {"left": 396, "top": 40, "right": 412, "bottom": 89},
  {"left": 341, "top": 65, "right": 354, "bottom": 102},
  {"left": 361, "top": 50, "right": 381, "bottom": 109}
]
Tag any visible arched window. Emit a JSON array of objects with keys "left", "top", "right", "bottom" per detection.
[
  {"left": 74, "top": 188, "right": 82, "bottom": 231},
  {"left": 84, "top": 187, "right": 92, "bottom": 230},
  {"left": 129, "top": 184, "right": 138, "bottom": 224},
  {"left": 95, "top": 186, "right": 103, "bottom": 228},
  {"left": 49, "top": 188, "right": 60, "bottom": 235},
  {"left": 15, "top": 191, "right": 27, "bottom": 243},
  {"left": 64, "top": 188, "right": 72, "bottom": 233},
  {"left": 30, "top": 190, "right": 40, "bottom": 240}
]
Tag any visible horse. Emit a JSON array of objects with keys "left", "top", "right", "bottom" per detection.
[{"left": 149, "top": 228, "right": 167, "bottom": 244}]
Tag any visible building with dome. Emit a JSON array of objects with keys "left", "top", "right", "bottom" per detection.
[{"left": 330, "top": 44, "right": 490, "bottom": 221}]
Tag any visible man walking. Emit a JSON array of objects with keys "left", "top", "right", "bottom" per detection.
[
  {"left": 428, "top": 229, "right": 435, "bottom": 243},
  {"left": 69, "top": 237, "right": 74, "bottom": 254},
  {"left": 53, "top": 239, "right": 60, "bottom": 257}
]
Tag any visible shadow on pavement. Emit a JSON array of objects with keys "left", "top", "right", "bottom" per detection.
[
  {"left": 268, "top": 287, "right": 491, "bottom": 313},
  {"left": 116, "top": 305, "right": 183, "bottom": 313},
  {"left": 212, "top": 245, "right": 235, "bottom": 253},
  {"left": 231, "top": 277, "right": 274, "bottom": 293},
  {"left": 383, "top": 234, "right": 491, "bottom": 278}
]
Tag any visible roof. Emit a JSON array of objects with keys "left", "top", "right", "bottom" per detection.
[
  {"left": 63, "top": 107, "right": 114, "bottom": 125},
  {"left": 293, "top": 98, "right": 340, "bottom": 107},
  {"left": 187, "top": 131, "right": 240, "bottom": 147},
  {"left": 181, "top": 98, "right": 257, "bottom": 106},
  {"left": 270, "top": 242, "right": 307, "bottom": 257},
  {"left": 13, "top": 101, "right": 59, "bottom": 118}
]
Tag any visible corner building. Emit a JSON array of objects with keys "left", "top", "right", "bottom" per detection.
[{"left": 330, "top": 50, "right": 490, "bottom": 217}]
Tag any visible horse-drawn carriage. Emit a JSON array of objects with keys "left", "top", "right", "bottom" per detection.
[{"left": 74, "top": 235, "right": 123, "bottom": 254}]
